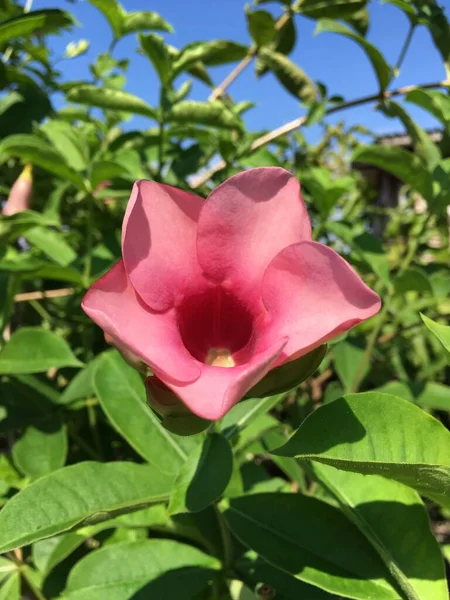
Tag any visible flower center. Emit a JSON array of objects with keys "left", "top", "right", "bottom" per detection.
[{"left": 177, "top": 287, "right": 254, "bottom": 367}]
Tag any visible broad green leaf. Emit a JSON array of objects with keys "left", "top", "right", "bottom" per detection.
[
  {"left": 239, "top": 555, "right": 338, "bottom": 599},
  {"left": 421, "top": 313, "right": 450, "bottom": 355},
  {"left": 246, "top": 9, "right": 276, "bottom": 47},
  {"left": 352, "top": 231, "right": 391, "bottom": 285},
  {"left": 406, "top": 89, "right": 450, "bottom": 126},
  {"left": 0, "top": 9, "right": 75, "bottom": 46},
  {"left": 172, "top": 40, "right": 248, "bottom": 76},
  {"left": 301, "top": 167, "right": 355, "bottom": 217},
  {"left": 294, "top": 0, "right": 367, "bottom": 20},
  {"left": 412, "top": 0, "right": 450, "bottom": 77},
  {"left": 64, "top": 539, "right": 220, "bottom": 600},
  {"left": 246, "top": 345, "right": 326, "bottom": 398},
  {"left": 0, "top": 570, "right": 19, "bottom": 600},
  {"left": 334, "top": 338, "right": 368, "bottom": 392},
  {"left": 0, "top": 91, "right": 23, "bottom": 117},
  {"left": 67, "top": 85, "right": 157, "bottom": 119},
  {"left": 0, "top": 328, "right": 82, "bottom": 374},
  {"left": 121, "top": 11, "right": 173, "bottom": 35},
  {"left": 25, "top": 226, "right": 77, "bottom": 267},
  {"left": 32, "top": 533, "right": 86, "bottom": 575},
  {"left": 394, "top": 267, "right": 433, "bottom": 294},
  {"left": 376, "top": 380, "right": 450, "bottom": 412},
  {"left": 259, "top": 47, "right": 317, "bottom": 102},
  {"left": 168, "top": 101, "right": 243, "bottom": 129},
  {"left": 139, "top": 33, "right": 172, "bottom": 84},
  {"left": 0, "top": 134, "right": 86, "bottom": 189},
  {"left": 225, "top": 493, "right": 398, "bottom": 599},
  {"left": 220, "top": 393, "right": 287, "bottom": 441},
  {"left": 41, "top": 120, "right": 88, "bottom": 171},
  {"left": 90, "top": 160, "right": 132, "bottom": 189},
  {"left": 60, "top": 356, "right": 103, "bottom": 405},
  {"left": 380, "top": 100, "right": 441, "bottom": 169},
  {"left": 314, "top": 463, "right": 448, "bottom": 600},
  {"left": 87, "top": 0, "right": 123, "bottom": 37},
  {"left": 12, "top": 413, "right": 67, "bottom": 479},
  {"left": 0, "top": 461, "right": 174, "bottom": 552},
  {"left": 94, "top": 350, "right": 199, "bottom": 475},
  {"left": 0, "top": 210, "right": 59, "bottom": 245},
  {"left": 169, "top": 433, "right": 233, "bottom": 515},
  {"left": 274, "top": 392, "right": 450, "bottom": 507},
  {"left": 352, "top": 145, "right": 434, "bottom": 202},
  {"left": 315, "top": 20, "right": 392, "bottom": 90}
]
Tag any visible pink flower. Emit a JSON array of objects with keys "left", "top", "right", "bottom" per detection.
[
  {"left": 2, "top": 164, "right": 33, "bottom": 216},
  {"left": 82, "top": 167, "right": 380, "bottom": 420}
]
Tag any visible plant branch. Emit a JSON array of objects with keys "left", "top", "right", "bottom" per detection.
[
  {"left": 192, "top": 78, "right": 449, "bottom": 188},
  {"left": 14, "top": 288, "right": 75, "bottom": 303},
  {"left": 208, "top": 11, "right": 291, "bottom": 102}
]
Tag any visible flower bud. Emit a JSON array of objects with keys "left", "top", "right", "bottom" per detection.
[{"left": 2, "top": 164, "right": 33, "bottom": 216}]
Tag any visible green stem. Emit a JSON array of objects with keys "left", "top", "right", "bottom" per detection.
[
  {"left": 83, "top": 194, "right": 94, "bottom": 287},
  {"left": 20, "top": 566, "right": 46, "bottom": 600},
  {"left": 394, "top": 23, "right": 416, "bottom": 74},
  {"left": 214, "top": 504, "right": 233, "bottom": 573},
  {"left": 157, "top": 87, "right": 168, "bottom": 180},
  {"left": 87, "top": 403, "right": 103, "bottom": 460}
]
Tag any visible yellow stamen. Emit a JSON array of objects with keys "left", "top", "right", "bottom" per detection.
[{"left": 205, "top": 348, "right": 235, "bottom": 368}]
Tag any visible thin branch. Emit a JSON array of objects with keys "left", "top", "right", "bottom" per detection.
[
  {"left": 394, "top": 22, "right": 416, "bottom": 74},
  {"left": 14, "top": 288, "right": 75, "bottom": 303},
  {"left": 192, "top": 79, "right": 450, "bottom": 188},
  {"left": 208, "top": 11, "right": 291, "bottom": 102}
]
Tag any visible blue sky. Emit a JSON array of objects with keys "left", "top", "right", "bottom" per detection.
[{"left": 33, "top": 0, "right": 450, "bottom": 139}]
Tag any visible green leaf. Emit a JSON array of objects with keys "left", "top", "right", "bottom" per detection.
[
  {"left": 220, "top": 393, "right": 287, "bottom": 442},
  {"left": 413, "top": 0, "right": 450, "bottom": 78},
  {"left": 421, "top": 313, "right": 450, "bottom": 355},
  {"left": 94, "top": 350, "right": 199, "bottom": 475},
  {"left": 380, "top": 100, "right": 441, "bottom": 169},
  {"left": 225, "top": 493, "right": 398, "bottom": 599},
  {"left": 0, "top": 210, "right": 58, "bottom": 245},
  {"left": 0, "top": 134, "right": 86, "bottom": 189},
  {"left": 67, "top": 85, "right": 157, "bottom": 119},
  {"left": 40, "top": 120, "right": 88, "bottom": 171},
  {"left": 259, "top": 47, "right": 317, "bottom": 102},
  {"left": 246, "top": 9, "right": 276, "bottom": 47},
  {"left": 168, "top": 101, "right": 243, "bottom": 129},
  {"left": 121, "top": 11, "right": 173, "bottom": 35},
  {"left": 64, "top": 39, "right": 90, "bottom": 59},
  {"left": 246, "top": 345, "right": 326, "bottom": 398},
  {"left": 12, "top": 414, "right": 67, "bottom": 479},
  {"left": 405, "top": 89, "right": 450, "bottom": 127},
  {"left": 32, "top": 533, "right": 86, "bottom": 575},
  {"left": 0, "top": 328, "right": 82, "bottom": 374},
  {"left": 274, "top": 392, "right": 450, "bottom": 507},
  {"left": 0, "top": 461, "right": 174, "bottom": 552},
  {"left": 139, "top": 33, "right": 172, "bottom": 84},
  {"left": 64, "top": 539, "right": 220, "bottom": 600},
  {"left": 0, "top": 9, "right": 75, "bottom": 46},
  {"left": 25, "top": 226, "right": 77, "bottom": 267},
  {"left": 301, "top": 167, "right": 355, "bottom": 217},
  {"left": 90, "top": 160, "right": 132, "bottom": 189},
  {"left": 172, "top": 40, "right": 248, "bottom": 77},
  {"left": 352, "top": 145, "right": 434, "bottom": 202},
  {"left": 377, "top": 381, "right": 450, "bottom": 412},
  {"left": 0, "top": 91, "right": 23, "bottom": 117},
  {"left": 334, "top": 338, "right": 368, "bottom": 392},
  {"left": 0, "top": 571, "right": 19, "bottom": 600},
  {"left": 315, "top": 20, "right": 392, "bottom": 90},
  {"left": 315, "top": 463, "right": 447, "bottom": 600},
  {"left": 169, "top": 433, "right": 233, "bottom": 515},
  {"left": 394, "top": 267, "right": 433, "bottom": 294},
  {"left": 87, "top": 0, "right": 123, "bottom": 37},
  {"left": 294, "top": 0, "right": 368, "bottom": 21}
]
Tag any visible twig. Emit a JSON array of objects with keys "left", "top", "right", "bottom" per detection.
[
  {"left": 14, "top": 288, "right": 75, "bottom": 303},
  {"left": 208, "top": 12, "right": 291, "bottom": 102},
  {"left": 192, "top": 79, "right": 450, "bottom": 188}
]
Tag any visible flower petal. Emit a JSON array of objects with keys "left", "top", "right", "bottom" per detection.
[
  {"left": 261, "top": 241, "right": 381, "bottom": 362},
  {"left": 81, "top": 260, "right": 200, "bottom": 383},
  {"left": 122, "top": 180, "right": 205, "bottom": 312},
  {"left": 197, "top": 167, "right": 311, "bottom": 296},
  {"left": 161, "top": 338, "right": 287, "bottom": 421}
]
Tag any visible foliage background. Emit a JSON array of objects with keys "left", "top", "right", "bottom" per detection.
[{"left": 0, "top": 0, "right": 449, "bottom": 599}]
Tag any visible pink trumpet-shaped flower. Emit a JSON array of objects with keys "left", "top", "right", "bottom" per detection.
[
  {"left": 82, "top": 167, "right": 380, "bottom": 420},
  {"left": 2, "top": 164, "right": 33, "bottom": 216}
]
